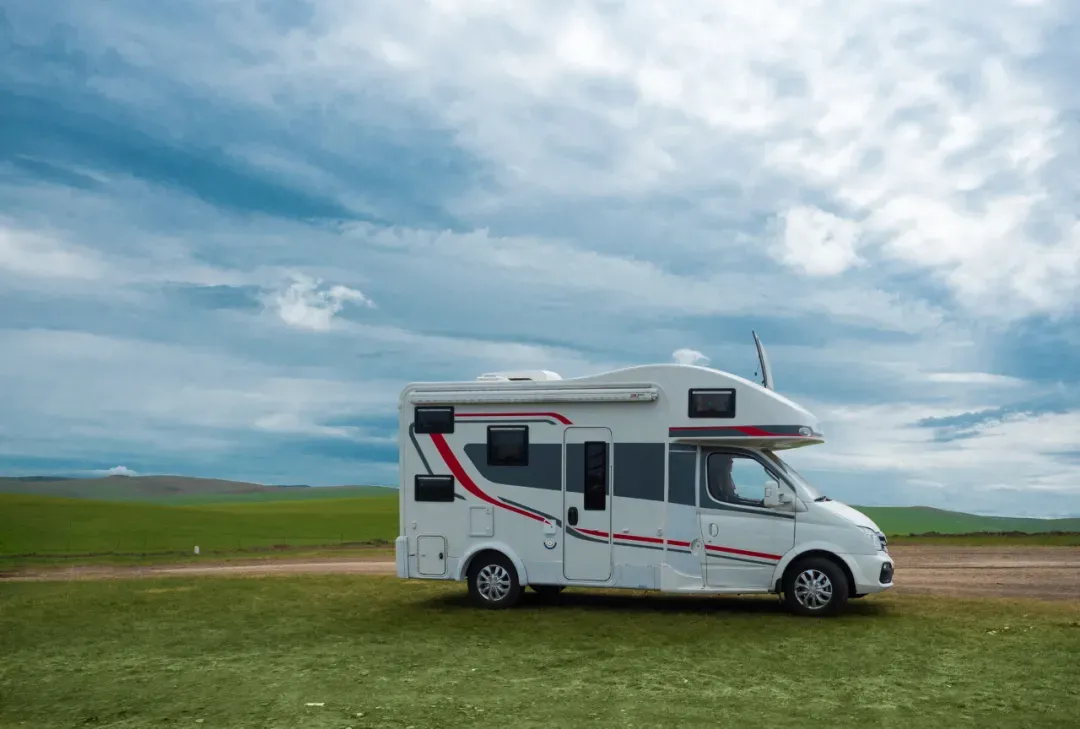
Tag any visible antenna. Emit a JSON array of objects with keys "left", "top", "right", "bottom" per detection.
[{"left": 752, "top": 330, "right": 773, "bottom": 390}]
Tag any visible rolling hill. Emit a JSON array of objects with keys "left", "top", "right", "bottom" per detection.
[
  {"left": 0, "top": 475, "right": 393, "bottom": 505},
  {"left": 857, "top": 506, "right": 1080, "bottom": 536}
]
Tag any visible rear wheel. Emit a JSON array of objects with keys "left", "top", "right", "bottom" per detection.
[
  {"left": 782, "top": 557, "right": 849, "bottom": 617},
  {"left": 467, "top": 552, "right": 522, "bottom": 609}
]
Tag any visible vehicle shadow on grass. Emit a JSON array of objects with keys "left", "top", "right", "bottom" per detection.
[{"left": 421, "top": 589, "right": 891, "bottom": 618}]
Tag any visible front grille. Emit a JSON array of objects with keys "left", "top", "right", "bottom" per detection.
[{"left": 880, "top": 563, "right": 894, "bottom": 584}]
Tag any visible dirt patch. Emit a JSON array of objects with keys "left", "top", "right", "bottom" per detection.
[
  {"left": 5, "top": 545, "right": 1079, "bottom": 601},
  {"left": 886, "top": 545, "right": 1080, "bottom": 601}
]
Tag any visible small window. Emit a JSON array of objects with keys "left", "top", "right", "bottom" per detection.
[
  {"left": 487, "top": 425, "right": 528, "bottom": 466},
  {"left": 706, "top": 453, "right": 772, "bottom": 507},
  {"left": 414, "top": 406, "right": 454, "bottom": 434},
  {"left": 415, "top": 474, "right": 455, "bottom": 502},
  {"left": 688, "top": 388, "right": 736, "bottom": 418},
  {"left": 583, "top": 441, "right": 607, "bottom": 511}
]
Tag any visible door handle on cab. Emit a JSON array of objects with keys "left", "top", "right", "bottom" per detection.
[
  {"left": 567, "top": 507, "right": 579, "bottom": 526},
  {"left": 708, "top": 523, "right": 719, "bottom": 537}
]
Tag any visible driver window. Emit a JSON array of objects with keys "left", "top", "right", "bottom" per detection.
[{"left": 706, "top": 453, "right": 775, "bottom": 507}]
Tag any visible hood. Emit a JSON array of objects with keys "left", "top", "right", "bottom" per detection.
[{"left": 817, "top": 500, "right": 881, "bottom": 531}]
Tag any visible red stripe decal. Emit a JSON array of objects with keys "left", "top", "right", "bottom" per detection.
[
  {"left": 705, "top": 544, "right": 782, "bottom": 561},
  {"left": 733, "top": 426, "right": 776, "bottom": 437},
  {"left": 457, "top": 412, "right": 573, "bottom": 425},
  {"left": 428, "top": 433, "right": 544, "bottom": 522},
  {"left": 577, "top": 531, "right": 710, "bottom": 552},
  {"left": 422, "top": 440, "right": 782, "bottom": 562},
  {"left": 671, "top": 425, "right": 790, "bottom": 436}
]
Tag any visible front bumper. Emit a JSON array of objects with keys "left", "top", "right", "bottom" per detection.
[{"left": 847, "top": 550, "right": 894, "bottom": 594}]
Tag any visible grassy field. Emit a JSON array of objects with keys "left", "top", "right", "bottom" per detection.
[
  {"left": 3, "top": 493, "right": 1080, "bottom": 570},
  {"left": 858, "top": 506, "right": 1080, "bottom": 536},
  {"left": 1, "top": 576, "right": 1078, "bottom": 728},
  {"left": 0, "top": 493, "right": 399, "bottom": 557}
]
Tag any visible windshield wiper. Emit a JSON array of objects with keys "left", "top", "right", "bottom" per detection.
[{"left": 814, "top": 495, "right": 831, "bottom": 502}]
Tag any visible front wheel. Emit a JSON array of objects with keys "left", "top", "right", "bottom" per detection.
[
  {"left": 782, "top": 557, "right": 849, "bottom": 617},
  {"left": 467, "top": 552, "right": 522, "bottom": 609}
]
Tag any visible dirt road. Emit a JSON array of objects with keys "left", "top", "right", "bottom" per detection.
[{"left": 4, "top": 545, "right": 1079, "bottom": 601}]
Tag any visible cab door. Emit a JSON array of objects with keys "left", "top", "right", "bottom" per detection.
[
  {"left": 698, "top": 449, "right": 795, "bottom": 588},
  {"left": 562, "top": 427, "right": 613, "bottom": 582}
]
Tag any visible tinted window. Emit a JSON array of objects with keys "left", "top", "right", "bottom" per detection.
[
  {"left": 688, "top": 389, "right": 736, "bottom": 418},
  {"left": 583, "top": 441, "right": 607, "bottom": 511},
  {"left": 706, "top": 453, "right": 774, "bottom": 507},
  {"left": 415, "top": 475, "right": 455, "bottom": 502},
  {"left": 414, "top": 406, "right": 455, "bottom": 434},
  {"left": 487, "top": 425, "right": 528, "bottom": 466}
]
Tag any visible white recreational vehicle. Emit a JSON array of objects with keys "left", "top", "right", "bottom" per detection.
[{"left": 394, "top": 333, "right": 894, "bottom": 617}]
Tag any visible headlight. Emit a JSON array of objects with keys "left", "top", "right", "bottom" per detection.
[{"left": 860, "top": 526, "right": 886, "bottom": 552}]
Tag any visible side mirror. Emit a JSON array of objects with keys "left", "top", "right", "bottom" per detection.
[{"left": 763, "top": 479, "right": 780, "bottom": 508}]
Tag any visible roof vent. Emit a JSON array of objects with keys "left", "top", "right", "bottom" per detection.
[{"left": 476, "top": 369, "right": 563, "bottom": 382}]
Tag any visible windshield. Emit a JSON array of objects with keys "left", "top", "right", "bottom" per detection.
[{"left": 763, "top": 450, "right": 825, "bottom": 501}]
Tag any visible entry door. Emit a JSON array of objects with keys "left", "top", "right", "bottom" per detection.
[
  {"left": 698, "top": 450, "right": 796, "bottom": 588},
  {"left": 562, "top": 427, "right": 613, "bottom": 582}
]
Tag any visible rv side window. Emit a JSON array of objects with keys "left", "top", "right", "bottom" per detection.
[
  {"left": 688, "top": 389, "right": 736, "bottom": 418},
  {"left": 487, "top": 425, "right": 528, "bottom": 466},
  {"left": 583, "top": 441, "right": 607, "bottom": 510},
  {"left": 414, "top": 474, "right": 455, "bottom": 502},
  {"left": 414, "top": 406, "right": 455, "bottom": 434},
  {"left": 706, "top": 453, "right": 771, "bottom": 508}
]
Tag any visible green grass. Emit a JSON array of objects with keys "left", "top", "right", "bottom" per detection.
[
  {"left": 4, "top": 493, "right": 1079, "bottom": 572},
  {"left": 858, "top": 506, "right": 1080, "bottom": 535},
  {"left": 0, "top": 493, "right": 399, "bottom": 557},
  {"left": 2, "top": 577, "right": 1079, "bottom": 728}
]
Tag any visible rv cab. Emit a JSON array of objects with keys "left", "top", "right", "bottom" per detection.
[{"left": 395, "top": 333, "right": 893, "bottom": 617}]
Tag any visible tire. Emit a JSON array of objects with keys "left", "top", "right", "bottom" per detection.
[
  {"left": 782, "top": 557, "right": 850, "bottom": 617},
  {"left": 467, "top": 552, "right": 522, "bottom": 609},
  {"left": 529, "top": 584, "right": 566, "bottom": 600}
]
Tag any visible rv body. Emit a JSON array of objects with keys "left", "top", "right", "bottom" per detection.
[{"left": 395, "top": 347, "right": 893, "bottom": 616}]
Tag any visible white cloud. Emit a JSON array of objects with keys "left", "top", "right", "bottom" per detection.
[
  {"left": 350, "top": 222, "right": 948, "bottom": 334},
  {"left": 786, "top": 400, "right": 1080, "bottom": 499},
  {"left": 772, "top": 206, "right": 862, "bottom": 277},
  {"left": 266, "top": 272, "right": 375, "bottom": 332},
  {"left": 246, "top": 0, "right": 1072, "bottom": 319},
  {"left": 102, "top": 465, "right": 137, "bottom": 476},
  {"left": 0, "top": 222, "right": 107, "bottom": 280},
  {"left": 925, "top": 372, "right": 1026, "bottom": 386},
  {"left": 672, "top": 348, "right": 709, "bottom": 366}
]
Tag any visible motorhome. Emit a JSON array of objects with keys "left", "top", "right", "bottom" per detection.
[{"left": 394, "top": 333, "right": 894, "bottom": 617}]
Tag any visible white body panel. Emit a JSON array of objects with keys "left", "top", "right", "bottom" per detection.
[{"left": 396, "top": 362, "right": 894, "bottom": 601}]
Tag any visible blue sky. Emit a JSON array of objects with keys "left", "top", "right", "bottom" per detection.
[{"left": 2, "top": 1, "right": 1079, "bottom": 517}]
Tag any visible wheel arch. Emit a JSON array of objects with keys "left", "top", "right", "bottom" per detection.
[
  {"left": 456, "top": 542, "right": 529, "bottom": 585},
  {"left": 772, "top": 545, "right": 858, "bottom": 597}
]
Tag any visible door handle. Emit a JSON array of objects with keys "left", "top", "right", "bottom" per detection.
[
  {"left": 567, "top": 507, "right": 578, "bottom": 526},
  {"left": 709, "top": 523, "right": 719, "bottom": 537}
]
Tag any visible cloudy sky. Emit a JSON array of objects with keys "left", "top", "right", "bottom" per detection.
[{"left": 2, "top": 1, "right": 1079, "bottom": 517}]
